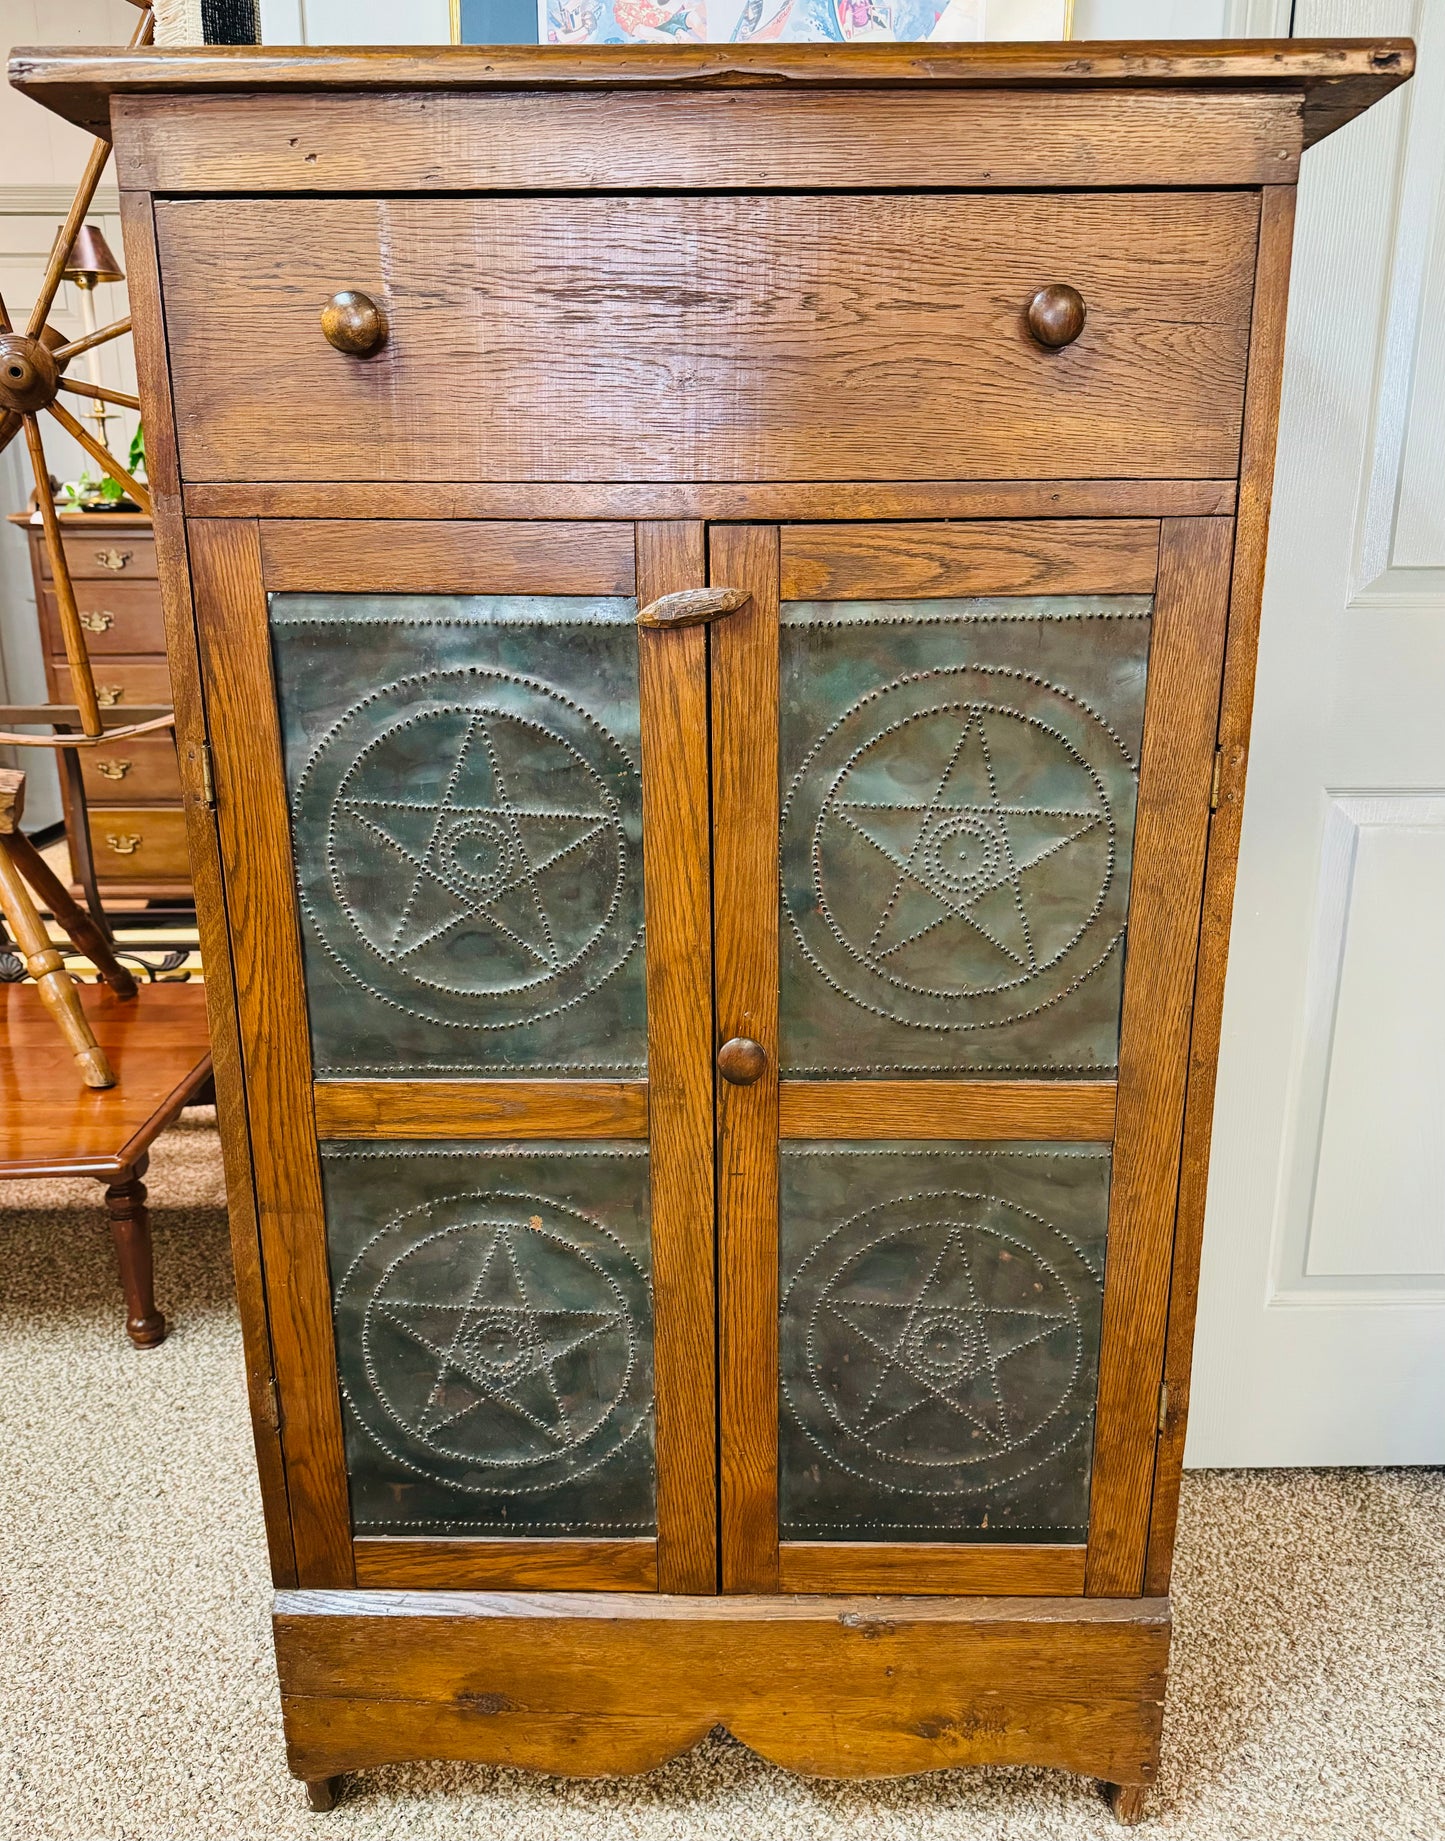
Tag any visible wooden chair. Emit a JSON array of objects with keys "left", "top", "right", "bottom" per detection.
[{"left": 0, "top": 766, "right": 137, "bottom": 1087}]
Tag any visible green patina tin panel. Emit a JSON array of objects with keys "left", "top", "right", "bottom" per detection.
[
  {"left": 271, "top": 595, "right": 647, "bottom": 1078},
  {"left": 323, "top": 1140, "right": 655, "bottom": 1538},
  {"left": 779, "top": 1141, "right": 1110, "bottom": 1544},
  {"left": 779, "top": 596, "right": 1152, "bottom": 1076}
]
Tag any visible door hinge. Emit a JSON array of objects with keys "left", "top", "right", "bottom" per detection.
[
  {"left": 198, "top": 740, "right": 215, "bottom": 811},
  {"left": 260, "top": 1375, "right": 282, "bottom": 1435},
  {"left": 1209, "top": 748, "right": 1223, "bottom": 812},
  {"left": 1157, "top": 1381, "right": 1170, "bottom": 1435}
]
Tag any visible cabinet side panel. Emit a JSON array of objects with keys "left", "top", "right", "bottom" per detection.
[
  {"left": 1085, "top": 518, "right": 1234, "bottom": 1597},
  {"left": 1145, "top": 186, "right": 1299, "bottom": 1594},
  {"left": 118, "top": 190, "right": 297, "bottom": 1585}
]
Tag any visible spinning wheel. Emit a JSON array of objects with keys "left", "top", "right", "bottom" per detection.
[{"left": 0, "top": 0, "right": 168, "bottom": 751}]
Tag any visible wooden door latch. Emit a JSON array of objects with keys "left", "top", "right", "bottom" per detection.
[{"left": 636, "top": 586, "right": 750, "bottom": 631}]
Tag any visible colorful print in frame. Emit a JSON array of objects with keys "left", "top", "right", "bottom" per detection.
[{"left": 453, "top": 0, "right": 1069, "bottom": 48}]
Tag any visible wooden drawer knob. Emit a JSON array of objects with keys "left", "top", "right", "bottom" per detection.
[
  {"left": 321, "top": 290, "right": 388, "bottom": 356},
  {"left": 1026, "top": 284, "right": 1087, "bottom": 349},
  {"left": 718, "top": 1036, "right": 768, "bottom": 1086}
]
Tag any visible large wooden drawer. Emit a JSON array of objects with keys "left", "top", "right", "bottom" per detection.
[
  {"left": 156, "top": 191, "right": 1258, "bottom": 485},
  {"left": 40, "top": 578, "right": 166, "bottom": 656},
  {"left": 53, "top": 656, "right": 172, "bottom": 709},
  {"left": 85, "top": 805, "right": 192, "bottom": 882}
]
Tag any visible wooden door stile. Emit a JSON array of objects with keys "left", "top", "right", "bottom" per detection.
[
  {"left": 636, "top": 521, "right": 719, "bottom": 1595},
  {"left": 1084, "top": 517, "right": 1235, "bottom": 1597},
  {"left": 711, "top": 525, "right": 782, "bottom": 1593},
  {"left": 189, "top": 517, "right": 355, "bottom": 1588}
]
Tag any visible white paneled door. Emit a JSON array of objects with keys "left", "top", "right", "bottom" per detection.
[{"left": 1188, "top": 0, "right": 1445, "bottom": 1464}]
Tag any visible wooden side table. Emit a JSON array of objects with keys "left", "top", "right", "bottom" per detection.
[{"left": 0, "top": 979, "right": 212, "bottom": 1345}]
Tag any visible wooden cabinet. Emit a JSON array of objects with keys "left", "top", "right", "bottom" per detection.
[
  {"left": 10, "top": 510, "right": 188, "bottom": 901},
  {"left": 14, "top": 36, "right": 1411, "bottom": 1822}
]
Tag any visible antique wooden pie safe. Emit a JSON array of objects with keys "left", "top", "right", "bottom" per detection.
[{"left": 14, "top": 35, "right": 1410, "bottom": 1821}]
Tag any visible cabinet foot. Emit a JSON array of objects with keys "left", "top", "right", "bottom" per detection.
[
  {"left": 305, "top": 1776, "right": 344, "bottom": 1812},
  {"left": 1102, "top": 1780, "right": 1150, "bottom": 1825}
]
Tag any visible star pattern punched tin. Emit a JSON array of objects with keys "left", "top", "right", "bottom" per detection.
[
  {"left": 780, "top": 597, "right": 1152, "bottom": 1076},
  {"left": 325, "top": 1142, "right": 656, "bottom": 1538},
  {"left": 271, "top": 595, "right": 648, "bottom": 1079},
  {"left": 780, "top": 1142, "right": 1110, "bottom": 1544}
]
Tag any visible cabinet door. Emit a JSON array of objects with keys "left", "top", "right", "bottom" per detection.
[
  {"left": 190, "top": 518, "right": 716, "bottom": 1593},
  {"left": 712, "top": 519, "right": 1233, "bottom": 1596}
]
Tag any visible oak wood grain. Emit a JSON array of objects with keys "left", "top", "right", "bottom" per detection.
[
  {"left": 190, "top": 517, "right": 353, "bottom": 1589},
  {"left": 780, "top": 521, "right": 1159, "bottom": 601},
  {"left": 1085, "top": 518, "right": 1234, "bottom": 1599},
  {"left": 112, "top": 87, "right": 1301, "bottom": 193},
  {"left": 1145, "top": 189, "right": 1298, "bottom": 1597},
  {"left": 273, "top": 1586, "right": 1169, "bottom": 1784},
  {"left": 154, "top": 193, "right": 1258, "bottom": 486},
  {"left": 258, "top": 520, "right": 635, "bottom": 595},
  {"left": 711, "top": 525, "right": 781, "bottom": 1594},
  {"left": 312, "top": 1081, "right": 648, "bottom": 1140},
  {"left": 353, "top": 1538, "right": 657, "bottom": 1592},
  {"left": 12, "top": 38, "right": 1413, "bottom": 138},
  {"left": 183, "top": 480, "right": 1237, "bottom": 523},
  {"left": 778, "top": 1080, "right": 1117, "bottom": 1142},
  {"left": 119, "top": 191, "right": 298, "bottom": 1587},
  {"left": 777, "top": 1542, "right": 1086, "bottom": 1596},
  {"left": 636, "top": 522, "right": 719, "bottom": 1596}
]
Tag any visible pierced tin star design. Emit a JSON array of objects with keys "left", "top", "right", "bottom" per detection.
[
  {"left": 834, "top": 706, "right": 1105, "bottom": 977},
  {"left": 377, "top": 1222, "right": 628, "bottom": 1451}
]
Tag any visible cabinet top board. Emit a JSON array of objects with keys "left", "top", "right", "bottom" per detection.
[{"left": 10, "top": 39, "right": 1412, "bottom": 149}]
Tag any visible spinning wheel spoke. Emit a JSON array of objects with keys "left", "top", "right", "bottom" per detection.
[
  {"left": 52, "top": 316, "right": 132, "bottom": 365},
  {"left": 58, "top": 377, "right": 141, "bottom": 412},
  {"left": 0, "top": 290, "right": 11, "bottom": 334},
  {"left": 45, "top": 398, "right": 153, "bottom": 517},
  {"left": 26, "top": 140, "right": 113, "bottom": 341},
  {"left": 23, "top": 415, "right": 103, "bottom": 738}
]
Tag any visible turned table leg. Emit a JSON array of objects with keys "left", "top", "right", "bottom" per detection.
[
  {"left": 104, "top": 1153, "right": 166, "bottom": 1348},
  {"left": 305, "top": 1776, "right": 344, "bottom": 1812},
  {"left": 1103, "top": 1780, "right": 1150, "bottom": 1826}
]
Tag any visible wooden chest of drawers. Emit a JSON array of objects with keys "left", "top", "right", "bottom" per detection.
[
  {"left": 12, "top": 509, "right": 188, "bottom": 901},
  {"left": 13, "top": 35, "right": 1411, "bottom": 1824}
]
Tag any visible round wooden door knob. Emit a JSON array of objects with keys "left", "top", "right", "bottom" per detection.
[
  {"left": 1025, "top": 284, "right": 1087, "bottom": 349},
  {"left": 320, "top": 290, "right": 388, "bottom": 356},
  {"left": 717, "top": 1036, "right": 768, "bottom": 1085}
]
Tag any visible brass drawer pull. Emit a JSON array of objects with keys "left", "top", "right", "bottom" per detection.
[
  {"left": 718, "top": 1036, "right": 768, "bottom": 1085},
  {"left": 80, "top": 610, "right": 115, "bottom": 633},
  {"left": 95, "top": 684, "right": 124, "bottom": 707},
  {"left": 1026, "top": 283, "right": 1087, "bottom": 349},
  {"left": 321, "top": 290, "right": 388, "bottom": 356},
  {"left": 105, "top": 833, "right": 142, "bottom": 856},
  {"left": 94, "top": 758, "right": 132, "bottom": 780},
  {"left": 637, "top": 587, "right": 749, "bottom": 631},
  {"left": 94, "top": 549, "right": 133, "bottom": 572}
]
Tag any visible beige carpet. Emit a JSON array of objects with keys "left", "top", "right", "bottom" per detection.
[{"left": 1, "top": 1112, "right": 1441, "bottom": 1841}]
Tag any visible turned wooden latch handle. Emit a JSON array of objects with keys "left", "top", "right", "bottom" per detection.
[
  {"left": 717, "top": 1036, "right": 768, "bottom": 1085},
  {"left": 321, "top": 290, "right": 388, "bottom": 356},
  {"left": 1025, "top": 283, "right": 1087, "bottom": 349},
  {"left": 636, "top": 587, "right": 750, "bottom": 631}
]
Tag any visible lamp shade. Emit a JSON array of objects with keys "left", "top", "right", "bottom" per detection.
[{"left": 60, "top": 223, "right": 124, "bottom": 286}]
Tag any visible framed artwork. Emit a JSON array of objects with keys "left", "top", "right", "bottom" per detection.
[{"left": 452, "top": 0, "right": 1071, "bottom": 47}]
